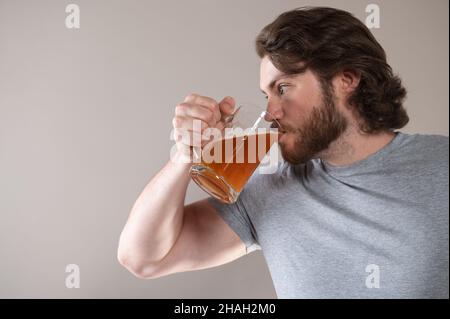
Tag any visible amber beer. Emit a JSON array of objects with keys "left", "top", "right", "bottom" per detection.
[{"left": 190, "top": 130, "right": 278, "bottom": 204}]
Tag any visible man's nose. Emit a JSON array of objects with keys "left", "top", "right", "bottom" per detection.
[{"left": 265, "top": 99, "right": 283, "bottom": 122}]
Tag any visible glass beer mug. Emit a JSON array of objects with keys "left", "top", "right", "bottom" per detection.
[{"left": 189, "top": 106, "right": 280, "bottom": 204}]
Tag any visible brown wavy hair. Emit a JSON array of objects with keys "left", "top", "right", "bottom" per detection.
[{"left": 255, "top": 7, "right": 409, "bottom": 133}]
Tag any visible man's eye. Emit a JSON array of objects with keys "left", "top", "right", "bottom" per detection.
[{"left": 278, "top": 84, "right": 288, "bottom": 95}]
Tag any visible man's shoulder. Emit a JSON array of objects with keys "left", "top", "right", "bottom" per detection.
[
  {"left": 244, "top": 160, "right": 303, "bottom": 195},
  {"left": 410, "top": 133, "right": 448, "bottom": 146},
  {"left": 395, "top": 133, "right": 448, "bottom": 175},
  {"left": 400, "top": 132, "right": 448, "bottom": 159}
]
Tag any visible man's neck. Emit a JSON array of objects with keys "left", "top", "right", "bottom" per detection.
[{"left": 319, "top": 127, "right": 396, "bottom": 167}]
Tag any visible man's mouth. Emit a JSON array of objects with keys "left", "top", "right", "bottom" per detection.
[{"left": 270, "top": 121, "right": 287, "bottom": 134}]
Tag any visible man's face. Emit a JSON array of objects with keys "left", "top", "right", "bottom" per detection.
[{"left": 260, "top": 56, "right": 348, "bottom": 165}]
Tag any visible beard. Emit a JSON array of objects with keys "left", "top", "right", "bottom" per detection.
[{"left": 277, "top": 89, "right": 348, "bottom": 165}]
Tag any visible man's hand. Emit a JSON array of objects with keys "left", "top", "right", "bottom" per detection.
[{"left": 172, "top": 94, "right": 236, "bottom": 161}]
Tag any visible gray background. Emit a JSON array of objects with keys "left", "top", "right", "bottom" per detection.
[{"left": 0, "top": 0, "right": 448, "bottom": 298}]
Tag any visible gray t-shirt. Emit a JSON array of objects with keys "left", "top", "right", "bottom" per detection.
[{"left": 208, "top": 132, "right": 449, "bottom": 298}]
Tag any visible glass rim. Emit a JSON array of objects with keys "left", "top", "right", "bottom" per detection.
[{"left": 229, "top": 105, "right": 283, "bottom": 132}]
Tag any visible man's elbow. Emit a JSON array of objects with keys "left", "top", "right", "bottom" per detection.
[{"left": 117, "top": 250, "right": 160, "bottom": 280}]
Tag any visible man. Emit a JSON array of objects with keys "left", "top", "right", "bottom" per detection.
[{"left": 117, "top": 7, "right": 449, "bottom": 298}]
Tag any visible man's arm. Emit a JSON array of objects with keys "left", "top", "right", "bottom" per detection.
[
  {"left": 117, "top": 94, "right": 245, "bottom": 279},
  {"left": 120, "top": 196, "right": 246, "bottom": 279}
]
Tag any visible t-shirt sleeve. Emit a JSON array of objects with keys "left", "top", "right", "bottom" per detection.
[{"left": 207, "top": 193, "right": 261, "bottom": 254}]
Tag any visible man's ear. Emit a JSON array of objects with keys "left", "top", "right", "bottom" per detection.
[{"left": 340, "top": 70, "right": 361, "bottom": 93}]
